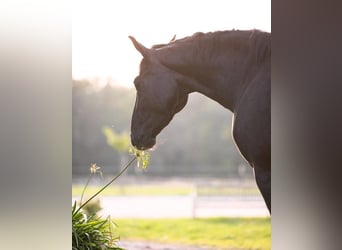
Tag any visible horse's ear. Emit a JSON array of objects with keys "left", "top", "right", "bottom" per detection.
[
  {"left": 169, "top": 35, "right": 176, "bottom": 42},
  {"left": 129, "top": 36, "right": 150, "bottom": 58}
]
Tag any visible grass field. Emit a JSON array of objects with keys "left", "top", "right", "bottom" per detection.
[
  {"left": 115, "top": 217, "right": 271, "bottom": 250},
  {"left": 72, "top": 185, "right": 260, "bottom": 196}
]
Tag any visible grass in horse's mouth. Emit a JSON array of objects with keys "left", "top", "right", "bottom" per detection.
[{"left": 130, "top": 146, "right": 150, "bottom": 169}]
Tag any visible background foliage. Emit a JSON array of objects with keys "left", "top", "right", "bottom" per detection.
[{"left": 72, "top": 79, "right": 248, "bottom": 177}]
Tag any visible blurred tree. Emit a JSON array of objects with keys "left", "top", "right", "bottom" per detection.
[
  {"left": 102, "top": 126, "right": 130, "bottom": 153},
  {"left": 72, "top": 79, "right": 249, "bottom": 178},
  {"left": 101, "top": 126, "right": 137, "bottom": 174}
]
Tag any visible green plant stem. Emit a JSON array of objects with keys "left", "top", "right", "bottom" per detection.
[
  {"left": 75, "top": 156, "right": 137, "bottom": 215},
  {"left": 80, "top": 175, "right": 92, "bottom": 205}
]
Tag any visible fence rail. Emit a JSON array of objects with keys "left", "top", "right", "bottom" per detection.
[{"left": 72, "top": 178, "right": 269, "bottom": 218}]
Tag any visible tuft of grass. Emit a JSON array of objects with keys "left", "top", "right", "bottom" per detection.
[
  {"left": 72, "top": 149, "right": 151, "bottom": 249},
  {"left": 72, "top": 157, "right": 137, "bottom": 250},
  {"left": 129, "top": 147, "right": 150, "bottom": 169},
  {"left": 72, "top": 201, "right": 123, "bottom": 250},
  {"left": 115, "top": 217, "right": 271, "bottom": 250}
]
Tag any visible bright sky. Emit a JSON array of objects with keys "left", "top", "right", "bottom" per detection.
[{"left": 72, "top": 0, "right": 270, "bottom": 88}]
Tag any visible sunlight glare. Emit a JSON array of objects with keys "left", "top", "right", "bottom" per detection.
[{"left": 72, "top": 0, "right": 271, "bottom": 88}]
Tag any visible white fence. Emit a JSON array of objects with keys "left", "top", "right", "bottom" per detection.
[{"left": 73, "top": 179, "right": 269, "bottom": 218}]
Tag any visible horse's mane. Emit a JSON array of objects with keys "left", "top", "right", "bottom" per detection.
[{"left": 152, "top": 30, "right": 270, "bottom": 63}]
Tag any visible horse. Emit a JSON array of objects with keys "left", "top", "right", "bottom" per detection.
[{"left": 129, "top": 30, "right": 271, "bottom": 213}]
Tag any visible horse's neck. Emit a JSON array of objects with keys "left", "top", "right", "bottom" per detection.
[{"left": 159, "top": 32, "right": 263, "bottom": 112}]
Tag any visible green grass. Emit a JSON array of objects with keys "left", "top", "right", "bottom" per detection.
[
  {"left": 115, "top": 217, "right": 270, "bottom": 250},
  {"left": 72, "top": 202, "right": 123, "bottom": 250},
  {"left": 72, "top": 185, "right": 260, "bottom": 197}
]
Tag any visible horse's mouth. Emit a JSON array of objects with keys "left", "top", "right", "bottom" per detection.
[{"left": 131, "top": 135, "right": 156, "bottom": 150}]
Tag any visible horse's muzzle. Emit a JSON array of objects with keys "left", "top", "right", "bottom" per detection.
[{"left": 131, "top": 133, "right": 156, "bottom": 150}]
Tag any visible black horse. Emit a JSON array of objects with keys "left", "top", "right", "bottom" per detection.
[{"left": 129, "top": 30, "right": 271, "bottom": 213}]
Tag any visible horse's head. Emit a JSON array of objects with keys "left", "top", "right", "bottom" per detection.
[{"left": 129, "top": 36, "right": 189, "bottom": 150}]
